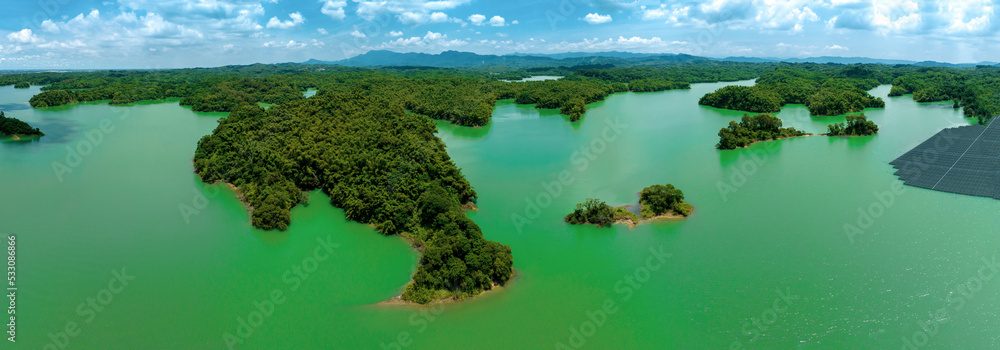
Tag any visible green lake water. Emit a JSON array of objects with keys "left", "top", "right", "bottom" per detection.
[{"left": 1, "top": 81, "right": 998, "bottom": 349}]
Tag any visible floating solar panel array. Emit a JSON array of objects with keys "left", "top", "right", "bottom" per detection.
[{"left": 890, "top": 117, "right": 1000, "bottom": 199}]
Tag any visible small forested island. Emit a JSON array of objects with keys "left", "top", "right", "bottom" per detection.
[
  {"left": 13, "top": 82, "right": 29, "bottom": 89},
  {"left": 0, "top": 112, "right": 44, "bottom": 139},
  {"left": 717, "top": 114, "right": 810, "bottom": 150},
  {"left": 639, "top": 184, "right": 693, "bottom": 219},
  {"left": 565, "top": 184, "right": 693, "bottom": 228},
  {"left": 564, "top": 198, "right": 639, "bottom": 227},
  {"left": 826, "top": 114, "right": 879, "bottom": 136}
]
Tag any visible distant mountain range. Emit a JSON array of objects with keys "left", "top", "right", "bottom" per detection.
[
  {"left": 307, "top": 50, "right": 710, "bottom": 68},
  {"left": 306, "top": 50, "right": 999, "bottom": 69},
  {"left": 720, "top": 56, "right": 999, "bottom": 67}
]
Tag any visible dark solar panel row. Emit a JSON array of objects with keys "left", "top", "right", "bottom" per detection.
[{"left": 890, "top": 117, "right": 1000, "bottom": 199}]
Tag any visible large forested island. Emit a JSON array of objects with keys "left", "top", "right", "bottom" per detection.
[
  {"left": 6, "top": 57, "right": 1000, "bottom": 304},
  {"left": 194, "top": 99, "right": 513, "bottom": 303},
  {"left": 0, "top": 112, "right": 44, "bottom": 139}
]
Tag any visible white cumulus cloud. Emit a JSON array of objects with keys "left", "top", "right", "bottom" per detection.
[
  {"left": 266, "top": 12, "right": 305, "bottom": 29},
  {"left": 321, "top": 1, "right": 347, "bottom": 21},
  {"left": 488, "top": 15, "right": 506, "bottom": 26},
  {"left": 6, "top": 29, "right": 41, "bottom": 44},
  {"left": 583, "top": 13, "right": 612, "bottom": 24},
  {"left": 468, "top": 14, "right": 486, "bottom": 25}
]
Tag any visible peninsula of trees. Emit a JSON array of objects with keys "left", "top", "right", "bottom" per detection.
[
  {"left": 0, "top": 112, "right": 43, "bottom": 138},
  {"left": 13, "top": 82, "right": 28, "bottom": 89},
  {"left": 717, "top": 114, "right": 810, "bottom": 150},
  {"left": 827, "top": 114, "right": 879, "bottom": 136}
]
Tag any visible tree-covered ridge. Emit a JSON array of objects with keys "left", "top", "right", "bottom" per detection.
[
  {"left": 699, "top": 65, "right": 886, "bottom": 116},
  {"left": 574, "top": 63, "right": 774, "bottom": 84},
  {"left": 193, "top": 97, "right": 512, "bottom": 304},
  {"left": 717, "top": 114, "right": 810, "bottom": 150},
  {"left": 639, "top": 184, "right": 692, "bottom": 218},
  {"left": 827, "top": 114, "right": 879, "bottom": 136},
  {"left": 0, "top": 112, "right": 43, "bottom": 137}
]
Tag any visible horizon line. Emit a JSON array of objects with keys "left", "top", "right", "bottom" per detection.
[{"left": 3, "top": 50, "right": 997, "bottom": 72}]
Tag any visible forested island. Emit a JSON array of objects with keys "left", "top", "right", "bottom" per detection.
[
  {"left": 717, "top": 114, "right": 810, "bottom": 150},
  {"left": 564, "top": 198, "right": 639, "bottom": 227},
  {"left": 565, "top": 184, "right": 692, "bottom": 228},
  {"left": 827, "top": 114, "right": 879, "bottom": 136},
  {"left": 13, "top": 82, "right": 28, "bottom": 89},
  {"left": 639, "top": 184, "right": 692, "bottom": 219},
  {"left": 0, "top": 112, "right": 44, "bottom": 139}
]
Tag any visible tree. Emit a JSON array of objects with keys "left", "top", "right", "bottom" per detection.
[
  {"left": 565, "top": 198, "right": 616, "bottom": 227},
  {"left": 639, "top": 184, "right": 691, "bottom": 218},
  {"left": 827, "top": 114, "right": 878, "bottom": 136}
]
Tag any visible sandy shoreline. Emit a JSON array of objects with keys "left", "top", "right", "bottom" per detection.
[
  {"left": 613, "top": 206, "right": 694, "bottom": 229},
  {"left": 461, "top": 201, "right": 478, "bottom": 211}
]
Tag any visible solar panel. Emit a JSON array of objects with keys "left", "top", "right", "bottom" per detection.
[{"left": 890, "top": 117, "right": 1000, "bottom": 199}]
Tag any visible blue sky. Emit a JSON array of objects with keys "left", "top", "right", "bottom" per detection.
[{"left": 0, "top": 0, "right": 997, "bottom": 69}]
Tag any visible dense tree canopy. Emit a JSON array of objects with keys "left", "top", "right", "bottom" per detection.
[
  {"left": 564, "top": 198, "right": 636, "bottom": 227},
  {"left": 698, "top": 85, "right": 782, "bottom": 113},
  {"left": 639, "top": 184, "right": 692, "bottom": 218},
  {"left": 0, "top": 112, "right": 43, "bottom": 137},
  {"left": 717, "top": 114, "right": 809, "bottom": 150},
  {"left": 827, "top": 114, "right": 879, "bottom": 136},
  {"left": 13, "top": 82, "right": 28, "bottom": 89},
  {"left": 699, "top": 65, "right": 886, "bottom": 116}
]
